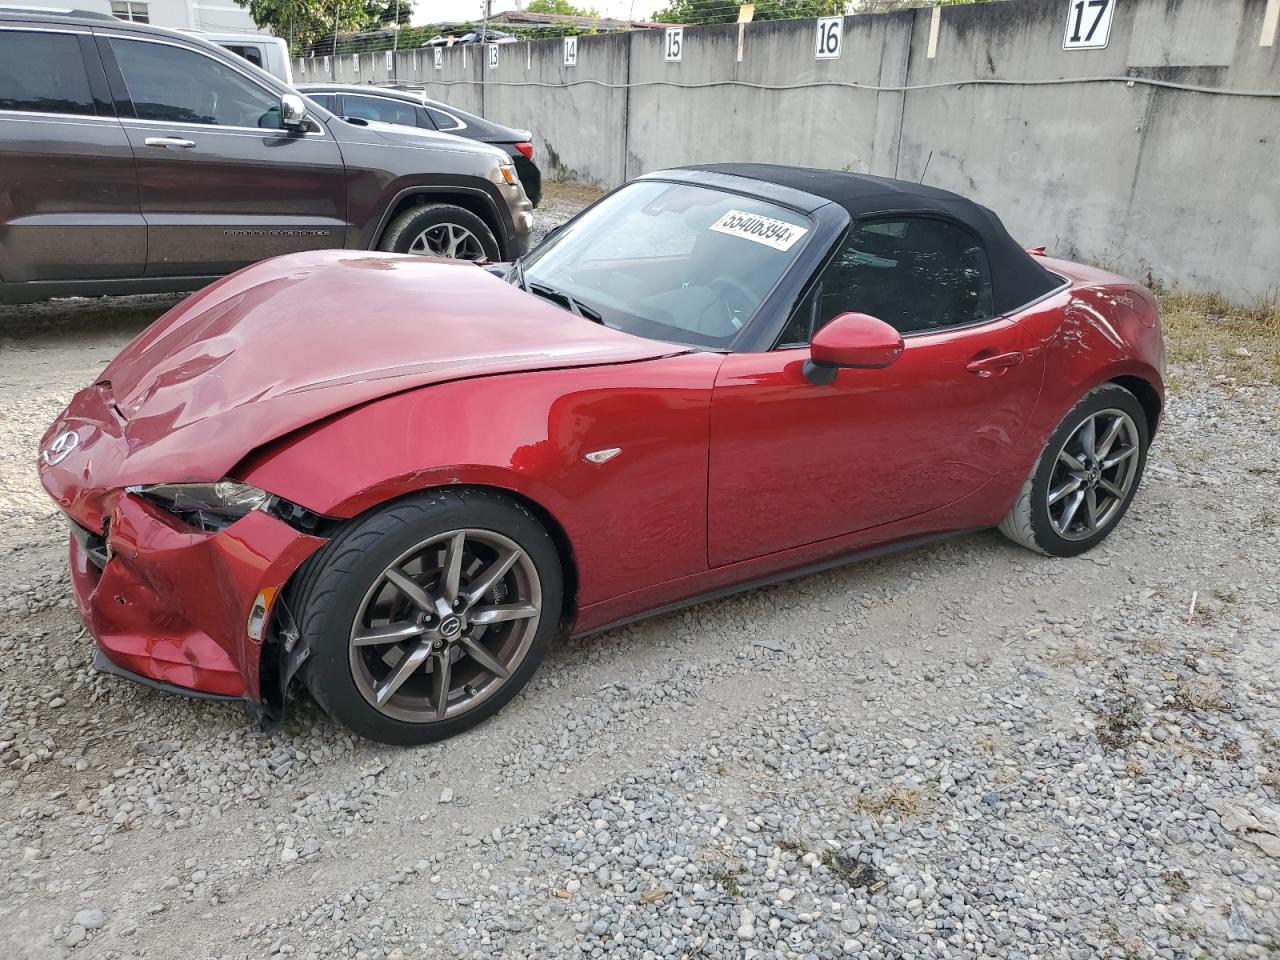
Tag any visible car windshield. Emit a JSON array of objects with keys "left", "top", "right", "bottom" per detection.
[{"left": 519, "top": 181, "right": 813, "bottom": 349}]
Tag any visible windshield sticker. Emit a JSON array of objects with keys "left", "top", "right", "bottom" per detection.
[{"left": 710, "top": 211, "right": 808, "bottom": 251}]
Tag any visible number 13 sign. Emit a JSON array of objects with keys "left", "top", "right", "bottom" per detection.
[{"left": 1063, "top": 0, "right": 1115, "bottom": 49}]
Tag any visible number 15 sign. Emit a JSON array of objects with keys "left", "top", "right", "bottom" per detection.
[{"left": 1063, "top": 0, "right": 1115, "bottom": 50}]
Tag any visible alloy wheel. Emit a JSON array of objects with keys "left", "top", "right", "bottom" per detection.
[
  {"left": 349, "top": 529, "right": 542, "bottom": 723},
  {"left": 408, "top": 223, "right": 487, "bottom": 260},
  {"left": 1047, "top": 408, "right": 1141, "bottom": 541}
]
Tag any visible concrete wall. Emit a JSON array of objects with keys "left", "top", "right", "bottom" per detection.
[{"left": 294, "top": 0, "right": 1280, "bottom": 299}]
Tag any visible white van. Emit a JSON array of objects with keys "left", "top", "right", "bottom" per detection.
[{"left": 193, "top": 31, "right": 293, "bottom": 84}]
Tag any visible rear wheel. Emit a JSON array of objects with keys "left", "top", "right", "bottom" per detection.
[
  {"left": 378, "top": 203, "right": 499, "bottom": 262},
  {"left": 999, "top": 384, "right": 1149, "bottom": 557},
  {"left": 293, "top": 489, "right": 561, "bottom": 745}
]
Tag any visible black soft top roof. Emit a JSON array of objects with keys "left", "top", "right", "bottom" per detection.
[{"left": 682, "top": 163, "right": 1062, "bottom": 315}]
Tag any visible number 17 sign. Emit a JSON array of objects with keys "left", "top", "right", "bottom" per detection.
[{"left": 1063, "top": 0, "right": 1115, "bottom": 50}]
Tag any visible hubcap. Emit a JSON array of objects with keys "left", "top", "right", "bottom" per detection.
[
  {"left": 349, "top": 529, "right": 541, "bottom": 723},
  {"left": 408, "top": 222, "right": 486, "bottom": 261},
  {"left": 1047, "top": 408, "right": 1141, "bottom": 541}
]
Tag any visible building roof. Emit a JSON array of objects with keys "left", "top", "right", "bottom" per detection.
[{"left": 489, "top": 9, "right": 672, "bottom": 30}]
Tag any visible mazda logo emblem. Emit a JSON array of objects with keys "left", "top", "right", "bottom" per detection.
[{"left": 41, "top": 429, "right": 80, "bottom": 467}]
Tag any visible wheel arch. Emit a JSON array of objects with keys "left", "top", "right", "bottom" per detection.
[
  {"left": 443, "top": 481, "right": 580, "bottom": 634},
  {"left": 368, "top": 183, "right": 511, "bottom": 257},
  {"left": 257, "top": 479, "right": 580, "bottom": 719},
  {"left": 995, "top": 358, "right": 1163, "bottom": 525},
  {"left": 1109, "top": 373, "right": 1163, "bottom": 438}
]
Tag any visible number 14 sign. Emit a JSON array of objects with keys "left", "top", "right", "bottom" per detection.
[{"left": 1063, "top": 0, "right": 1115, "bottom": 50}]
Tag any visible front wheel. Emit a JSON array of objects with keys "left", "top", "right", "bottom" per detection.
[
  {"left": 999, "top": 383, "right": 1150, "bottom": 557},
  {"left": 292, "top": 489, "right": 561, "bottom": 745},
  {"left": 378, "top": 203, "right": 500, "bottom": 262}
]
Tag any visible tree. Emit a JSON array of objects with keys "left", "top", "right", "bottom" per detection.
[
  {"left": 364, "top": 0, "right": 412, "bottom": 27},
  {"left": 848, "top": 0, "right": 989, "bottom": 9},
  {"left": 651, "top": 0, "right": 841, "bottom": 25},
  {"left": 650, "top": 0, "right": 982, "bottom": 24},
  {"left": 235, "top": 0, "right": 410, "bottom": 53},
  {"left": 527, "top": 0, "right": 601, "bottom": 15}
]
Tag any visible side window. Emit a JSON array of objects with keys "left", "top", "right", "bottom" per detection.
[
  {"left": 307, "top": 93, "right": 337, "bottom": 111},
  {"left": 222, "top": 44, "right": 265, "bottom": 70},
  {"left": 426, "top": 107, "right": 461, "bottom": 130},
  {"left": 0, "top": 31, "right": 96, "bottom": 116},
  {"left": 110, "top": 38, "right": 283, "bottom": 129},
  {"left": 786, "top": 217, "right": 995, "bottom": 345},
  {"left": 343, "top": 94, "right": 418, "bottom": 127}
]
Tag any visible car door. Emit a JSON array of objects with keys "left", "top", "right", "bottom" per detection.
[
  {"left": 98, "top": 32, "right": 349, "bottom": 277},
  {"left": 707, "top": 215, "right": 1045, "bottom": 567},
  {"left": 0, "top": 26, "right": 144, "bottom": 282}
]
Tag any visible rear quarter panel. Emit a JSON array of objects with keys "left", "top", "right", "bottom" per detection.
[
  {"left": 235, "top": 352, "right": 724, "bottom": 610},
  {"left": 1005, "top": 256, "right": 1165, "bottom": 481}
]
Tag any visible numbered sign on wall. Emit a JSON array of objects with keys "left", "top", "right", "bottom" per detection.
[
  {"left": 434, "top": 47, "right": 443, "bottom": 69},
  {"left": 665, "top": 27, "right": 683, "bottom": 62},
  {"left": 815, "top": 16, "right": 842, "bottom": 59},
  {"left": 488, "top": 43, "right": 499, "bottom": 69},
  {"left": 563, "top": 35, "right": 577, "bottom": 66},
  {"left": 385, "top": 50, "right": 393, "bottom": 71},
  {"left": 1063, "top": 0, "right": 1115, "bottom": 49}
]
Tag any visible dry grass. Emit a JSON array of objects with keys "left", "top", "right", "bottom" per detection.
[
  {"left": 1134, "top": 636, "right": 1169, "bottom": 655},
  {"left": 1046, "top": 642, "right": 1092, "bottom": 667},
  {"left": 1174, "top": 679, "right": 1228, "bottom": 712},
  {"left": 1161, "top": 869, "right": 1191, "bottom": 898},
  {"left": 1096, "top": 673, "right": 1143, "bottom": 750},
  {"left": 542, "top": 179, "right": 605, "bottom": 206},
  {"left": 1158, "top": 288, "right": 1280, "bottom": 384},
  {"left": 851, "top": 786, "right": 927, "bottom": 821}
]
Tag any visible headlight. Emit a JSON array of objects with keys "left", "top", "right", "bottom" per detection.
[{"left": 128, "top": 480, "right": 270, "bottom": 532}]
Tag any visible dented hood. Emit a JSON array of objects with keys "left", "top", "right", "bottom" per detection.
[{"left": 80, "top": 250, "right": 683, "bottom": 486}]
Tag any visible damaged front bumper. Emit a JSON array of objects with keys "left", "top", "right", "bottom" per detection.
[
  {"left": 63, "top": 499, "right": 325, "bottom": 704},
  {"left": 42, "top": 384, "right": 329, "bottom": 711}
]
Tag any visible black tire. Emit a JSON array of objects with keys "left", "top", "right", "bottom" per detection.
[
  {"left": 291, "top": 488, "right": 561, "bottom": 745},
  {"left": 998, "top": 383, "right": 1150, "bottom": 558},
  {"left": 378, "top": 203, "right": 500, "bottom": 261}
]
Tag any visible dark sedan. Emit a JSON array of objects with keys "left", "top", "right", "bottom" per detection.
[{"left": 298, "top": 84, "right": 542, "bottom": 207}]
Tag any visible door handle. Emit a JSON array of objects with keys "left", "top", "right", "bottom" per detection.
[
  {"left": 966, "top": 350, "right": 1024, "bottom": 377},
  {"left": 144, "top": 136, "right": 196, "bottom": 148}
]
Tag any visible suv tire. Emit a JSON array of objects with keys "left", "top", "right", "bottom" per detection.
[{"left": 378, "top": 203, "right": 500, "bottom": 262}]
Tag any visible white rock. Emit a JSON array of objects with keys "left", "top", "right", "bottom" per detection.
[{"left": 73, "top": 909, "right": 104, "bottom": 930}]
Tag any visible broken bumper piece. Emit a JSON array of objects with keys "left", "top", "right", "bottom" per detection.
[{"left": 66, "top": 496, "right": 326, "bottom": 703}]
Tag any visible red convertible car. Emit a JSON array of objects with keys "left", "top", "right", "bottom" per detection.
[{"left": 38, "top": 165, "right": 1165, "bottom": 744}]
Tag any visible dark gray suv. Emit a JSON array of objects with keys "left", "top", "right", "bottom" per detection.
[{"left": 0, "top": 8, "right": 532, "bottom": 304}]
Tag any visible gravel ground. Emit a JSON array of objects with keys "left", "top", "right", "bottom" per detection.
[{"left": 2, "top": 191, "right": 1279, "bottom": 959}]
